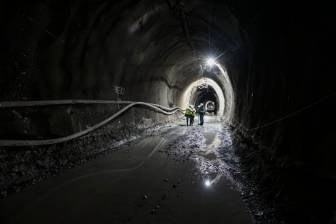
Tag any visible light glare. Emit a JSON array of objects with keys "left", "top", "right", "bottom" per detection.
[
  {"left": 206, "top": 57, "right": 216, "bottom": 67},
  {"left": 204, "top": 179, "right": 211, "bottom": 187}
]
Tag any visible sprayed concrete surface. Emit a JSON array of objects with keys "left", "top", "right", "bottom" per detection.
[{"left": 0, "top": 117, "right": 253, "bottom": 224}]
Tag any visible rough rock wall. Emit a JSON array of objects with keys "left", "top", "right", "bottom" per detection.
[{"left": 228, "top": 1, "right": 336, "bottom": 222}]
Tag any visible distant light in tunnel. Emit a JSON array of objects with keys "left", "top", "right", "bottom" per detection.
[
  {"left": 204, "top": 179, "right": 212, "bottom": 187},
  {"left": 206, "top": 57, "right": 216, "bottom": 67}
]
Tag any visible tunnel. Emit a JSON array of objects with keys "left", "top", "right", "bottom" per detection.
[
  {"left": 0, "top": 0, "right": 336, "bottom": 223},
  {"left": 193, "top": 86, "right": 219, "bottom": 115}
]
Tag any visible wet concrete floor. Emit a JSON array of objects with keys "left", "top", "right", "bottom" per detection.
[{"left": 0, "top": 119, "right": 253, "bottom": 224}]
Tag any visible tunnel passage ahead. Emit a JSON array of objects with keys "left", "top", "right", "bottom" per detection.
[
  {"left": 1, "top": 0, "right": 336, "bottom": 223},
  {"left": 0, "top": 0, "right": 240, "bottom": 199},
  {"left": 181, "top": 76, "right": 231, "bottom": 118}
]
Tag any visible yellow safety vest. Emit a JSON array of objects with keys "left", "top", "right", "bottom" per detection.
[{"left": 185, "top": 108, "right": 194, "bottom": 116}]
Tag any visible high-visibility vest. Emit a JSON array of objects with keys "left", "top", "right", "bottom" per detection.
[{"left": 185, "top": 108, "right": 194, "bottom": 116}]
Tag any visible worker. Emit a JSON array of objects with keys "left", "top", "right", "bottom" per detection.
[
  {"left": 197, "top": 103, "right": 206, "bottom": 125},
  {"left": 185, "top": 105, "right": 195, "bottom": 126},
  {"left": 190, "top": 105, "right": 196, "bottom": 126}
]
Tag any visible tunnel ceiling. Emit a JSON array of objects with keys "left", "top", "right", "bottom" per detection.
[{"left": 0, "top": 0, "right": 242, "bottom": 106}]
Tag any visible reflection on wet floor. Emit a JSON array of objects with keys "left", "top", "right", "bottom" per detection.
[
  {"left": 177, "top": 122, "right": 239, "bottom": 191},
  {"left": 0, "top": 121, "right": 253, "bottom": 224}
]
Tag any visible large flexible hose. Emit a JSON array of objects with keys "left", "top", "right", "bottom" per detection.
[
  {"left": 0, "top": 101, "right": 184, "bottom": 147},
  {"left": 0, "top": 99, "right": 179, "bottom": 111}
]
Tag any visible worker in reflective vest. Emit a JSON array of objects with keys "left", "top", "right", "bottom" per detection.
[{"left": 185, "top": 105, "right": 195, "bottom": 126}]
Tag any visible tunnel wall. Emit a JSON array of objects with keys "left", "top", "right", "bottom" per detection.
[
  {"left": 0, "top": 0, "right": 187, "bottom": 137},
  {"left": 226, "top": 1, "right": 336, "bottom": 221}
]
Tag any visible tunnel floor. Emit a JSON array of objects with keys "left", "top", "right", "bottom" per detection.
[{"left": 0, "top": 118, "right": 254, "bottom": 224}]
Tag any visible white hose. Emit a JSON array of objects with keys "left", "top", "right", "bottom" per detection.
[
  {"left": 0, "top": 99, "right": 178, "bottom": 111},
  {"left": 0, "top": 101, "right": 183, "bottom": 147}
]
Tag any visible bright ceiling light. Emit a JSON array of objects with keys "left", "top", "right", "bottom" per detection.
[
  {"left": 204, "top": 179, "right": 212, "bottom": 187},
  {"left": 206, "top": 57, "right": 216, "bottom": 67}
]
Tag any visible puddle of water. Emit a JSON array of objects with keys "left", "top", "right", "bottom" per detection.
[
  {"left": 190, "top": 126, "right": 241, "bottom": 191},
  {"left": 164, "top": 123, "right": 241, "bottom": 191}
]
